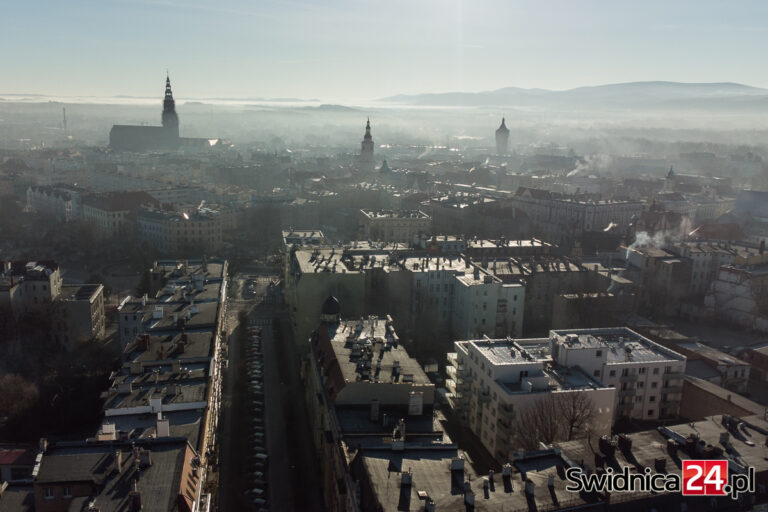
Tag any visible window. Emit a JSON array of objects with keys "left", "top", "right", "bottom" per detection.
[
  {"left": 649, "top": 396, "right": 656, "bottom": 402},
  {"left": 651, "top": 382, "right": 658, "bottom": 388},
  {"left": 45, "top": 488, "right": 54, "bottom": 499},
  {"left": 653, "top": 368, "right": 660, "bottom": 375},
  {"left": 64, "top": 487, "right": 72, "bottom": 498},
  {"left": 639, "top": 367, "right": 646, "bottom": 374},
  {"left": 638, "top": 381, "right": 644, "bottom": 388},
  {"left": 609, "top": 370, "right": 616, "bottom": 377},
  {"left": 596, "top": 350, "right": 602, "bottom": 357},
  {"left": 593, "top": 370, "right": 600, "bottom": 377},
  {"left": 648, "top": 409, "right": 654, "bottom": 416}
]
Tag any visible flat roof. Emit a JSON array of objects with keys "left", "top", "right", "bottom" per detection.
[
  {"left": 329, "top": 318, "right": 431, "bottom": 386},
  {"left": 124, "top": 331, "right": 214, "bottom": 363},
  {"left": 677, "top": 341, "right": 749, "bottom": 366},
  {"left": 104, "top": 378, "right": 207, "bottom": 410},
  {"left": 465, "top": 339, "right": 551, "bottom": 365},
  {"left": 551, "top": 328, "right": 686, "bottom": 364},
  {"left": 360, "top": 209, "right": 430, "bottom": 219},
  {"left": 61, "top": 283, "right": 102, "bottom": 301}
]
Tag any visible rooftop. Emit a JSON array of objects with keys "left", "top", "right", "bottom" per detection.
[
  {"left": 551, "top": 327, "right": 686, "bottom": 364},
  {"left": 328, "top": 318, "right": 431, "bottom": 386},
  {"left": 677, "top": 341, "right": 749, "bottom": 366},
  {"left": 61, "top": 284, "right": 102, "bottom": 301},
  {"left": 360, "top": 209, "right": 430, "bottom": 220},
  {"left": 35, "top": 438, "right": 197, "bottom": 512},
  {"left": 464, "top": 339, "right": 551, "bottom": 366},
  {"left": 104, "top": 378, "right": 207, "bottom": 411},
  {"left": 123, "top": 332, "right": 214, "bottom": 364},
  {"left": 81, "top": 191, "right": 159, "bottom": 212}
]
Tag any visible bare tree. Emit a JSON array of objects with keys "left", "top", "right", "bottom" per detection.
[
  {"left": 0, "top": 374, "right": 39, "bottom": 418},
  {"left": 512, "top": 392, "right": 596, "bottom": 451},
  {"left": 559, "top": 391, "right": 596, "bottom": 442}
]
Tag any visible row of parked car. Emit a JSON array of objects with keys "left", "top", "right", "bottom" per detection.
[{"left": 246, "top": 324, "right": 269, "bottom": 510}]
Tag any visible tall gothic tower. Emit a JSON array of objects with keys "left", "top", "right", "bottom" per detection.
[
  {"left": 161, "top": 74, "right": 179, "bottom": 139},
  {"left": 360, "top": 118, "right": 374, "bottom": 171},
  {"left": 495, "top": 117, "right": 509, "bottom": 155}
]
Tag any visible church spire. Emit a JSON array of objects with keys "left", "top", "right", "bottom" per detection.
[
  {"left": 164, "top": 74, "right": 175, "bottom": 106},
  {"left": 161, "top": 73, "right": 179, "bottom": 137},
  {"left": 364, "top": 117, "right": 372, "bottom": 140}
]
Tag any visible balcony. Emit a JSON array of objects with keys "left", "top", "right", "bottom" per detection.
[
  {"left": 663, "top": 371, "right": 684, "bottom": 380},
  {"left": 617, "top": 401, "right": 634, "bottom": 415},
  {"left": 618, "top": 386, "right": 636, "bottom": 397},
  {"left": 661, "top": 395, "right": 682, "bottom": 405},
  {"left": 446, "top": 353, "right": 464, "bottom": 370},
  {"left": 661, "top": 383, "right": 683, "bottom": 393},
  {"left": 478, "top": 389, "right": 492, "bottom": 403},
  {"left": 446, "top": 365, "right": 458, "bottom": 381},
  {"left": 619, "top": 373, "right": 637, "bottom": 383}
]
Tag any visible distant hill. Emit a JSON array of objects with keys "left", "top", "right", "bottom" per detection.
[{"left": 379, "top": 81, "right": 768, "bottom": 110}]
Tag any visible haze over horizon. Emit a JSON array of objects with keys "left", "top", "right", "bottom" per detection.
[{"left": 3, "top": 0, "right": 768, "bottom": 102}]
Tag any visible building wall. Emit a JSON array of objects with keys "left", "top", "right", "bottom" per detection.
[
  {"left": 335, "top": 381, "right": 435, "bottom": 406},
  {"left": 56, "top": 286, "right": 105, "bottom": 349},
  {"left": 450, "top": 341, "right": 614, "bottom": 461},
  {"left": 358, "top": 210, "right": 431, "bottom": 243},
  {"left": 452, "top": 279, "right": 524, "bottom": 339},
  {"left": 289, "top": 271, "right": 366, "bottom": 347},
  {"left": 679, "top": 378, "right": 763, "bottom": 421},
  {"left": 80, "top": 204, "right": 131, "bottom": 238},
  {"left": 2, "top": 269, "right": 62, "bottom": 319},
  {"left": 34, "top": 481, "right": 94, "bottom": 512}
]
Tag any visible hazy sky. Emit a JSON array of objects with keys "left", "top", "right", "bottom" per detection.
[{"left": 2, "top": 0, "right": 767, "bottom": 101}]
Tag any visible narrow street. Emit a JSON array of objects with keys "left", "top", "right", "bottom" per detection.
[{"left": 217, "top": 272, "right": 322, "bottom": 511}]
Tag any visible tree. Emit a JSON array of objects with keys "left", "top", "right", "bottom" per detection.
[
  {"left": 0, "top": 374, "right": 39, "bottom": 419},
  {"left": 512, "top": 392, "right": 597, "bottom": 451},
  {"left": 136, "top": 269, "right": 152, "bottom": 296},
  {"left": 86, "top": 273, "right": 112, "bottom": 297}
]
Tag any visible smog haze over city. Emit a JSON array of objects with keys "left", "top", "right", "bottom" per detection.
[{"left": 2, "top": 2, "right": 768, "bottom": 512}]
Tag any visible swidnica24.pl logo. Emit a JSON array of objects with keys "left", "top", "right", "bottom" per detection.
[{"left": 565, "top": 460, "right": 754, "bottom": 500}]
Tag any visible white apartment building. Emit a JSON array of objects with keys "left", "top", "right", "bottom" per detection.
[
  {"left": 80, "top": 191, "right": 158, "bottom": 238},
  {"left": 0, "top": 260, "right": 62, "bottom": 318},
  {"left": 446, "top": 327, "right": 686, "bottom": 461},
  {"left": 358, "top": 209, "right": 431, "bottom": 243},
  {"left": 549, "top": 328, "right": 686, "bottom": 421},
  {"left": 446, "top": 338, "right": 614, "bottom": 462},
  {"left": 406, "top": 255, "right": 525, "bottom": 339},
  {"left": 137, "top": 206, "right": 223, "bottom": 254},
  {"left": 26, "top": 185, "right": 82, "bottom": 222},
  {"left": 511, "top": 187, "right": 643, "bottom": 242}
]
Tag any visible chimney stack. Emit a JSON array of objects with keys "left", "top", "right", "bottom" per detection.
[
  {"left": 129, "top": 479, "right": 142, "bottom": 511},
  {"left": 156, "top": 413, "right": 170, "bottom": 438}
]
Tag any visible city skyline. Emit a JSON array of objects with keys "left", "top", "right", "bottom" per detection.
[{"left": 2, "top": 0, "right": 768, "bottom": 101}]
